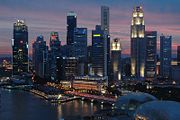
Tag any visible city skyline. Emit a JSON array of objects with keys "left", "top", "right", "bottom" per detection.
[{"left": 0, "top": 0, "right": 180, "bottom": 56}]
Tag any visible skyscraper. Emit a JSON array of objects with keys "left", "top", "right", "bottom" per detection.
[
  {"left": 131, "top": 6, "right": 145, "bottom": 79},
  {"left": 12, "top": 20, "right": 28, "bottom": 75},
  {"left": 49, "top": 32, "right": 61, "bottom": 81},
  {"left": 177, "top": 46, "right": 180, "bottom": 66},
  {"left": 67, "top": 11, "right": 77, "bottom": 57},
  {"left": 56, "top": 57, "right": 78, "bottom": 81},
  {"left": 101, "top": 6, "right": 109, "bottom": 35},
  {"left": 92, "top": 25, "right": 106, "bottom": 77},
  {"left": 111, "top": 38, "right": 121, "bottom": 83},
  {"left": 73, "top": 28, "right": 87, "bottom": 63},
  {"left": 32, "top": 35, "right": 48, "bottom": 78},
  {"left": 160, "top": 35, "right": 172, "bottom": 79},
  {"left": 101, "top": 6, "right": 110, "bottom": 79},
  {"left": 67, "top": 11, "right": 77, "bottom": 45},
  {"left": 145, "top": 31, "right": 157, "bottom": 81},
  {"left": 73, "top": 28, "right": 87, "bottom": 76}
]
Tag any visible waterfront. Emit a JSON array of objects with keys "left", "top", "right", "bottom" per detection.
[{"left": 0, "top": 88, "right": 111, "bottom": 120}]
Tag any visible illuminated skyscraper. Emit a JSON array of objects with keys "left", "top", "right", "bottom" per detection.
[
  {"left": 12, "top": 20, "right": 28, "bottom": 75},
  {"left": 131, "top": 6, "right": 145, "bottom": 79},
  {"left": 145, "top": 31, "right": 157, "bottom": 81},
  {"left": 101, "top": 6, "right": 110, "bottom": 79},
  {"left": 32, "top": 35, "right": 48, "bottom": 78},
  {"left": 67, "top": 11, "right": 77, "bottom": 45},
  {"left": 73, "top": 28, "right": 87, "bottom": 75},
  {"left": 49, "top": 32, "right": 61, "bottom": 81},
  {"left": 92, "top": 25, "right": 106, "bottom": 77},
  {"left": 160, "top": 35, "right": 172, "bottom": 79},
  {"left": 111, "top": 38, "right": 121, "bottom": 82},
  {"left": 73, "top": 28, "right": 87, "bottom": 63}
]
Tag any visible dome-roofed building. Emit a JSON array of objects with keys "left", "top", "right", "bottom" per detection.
[
  {"left": 134, "top": 101, "right": 180, "bottom": 120},
  {"left": 115, "top": 92, "right": 157, "bottom": 116}
]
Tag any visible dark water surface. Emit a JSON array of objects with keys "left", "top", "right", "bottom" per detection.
[{"left": 0, "top": 88, "right": 110, "bottom": 120}]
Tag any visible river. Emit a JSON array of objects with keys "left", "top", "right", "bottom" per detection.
[{"left": 0, "top": 88, "right": 111, "bottom": 120}]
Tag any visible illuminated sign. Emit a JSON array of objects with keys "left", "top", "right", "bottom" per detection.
[{"left": 93, "top": 34, "right": 101, "bottom": 37}]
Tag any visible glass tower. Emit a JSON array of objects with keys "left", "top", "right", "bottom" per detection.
[
  {"left": 160, "top": 35, "right": 172, "bottom": 79},
  {"left": 145, "top": 31, "right": 157, "bottom": 81},
  {"left": 32, "top": 35, "right": 48, "bottom": 78},
  {"left": 49, "top": 32, "right": 61, "bottom": 81},
  {"left": 92, "top": 25, "right": 106, "bottom": 77},
  {"left": 101, "top": 6, "right": 110, "bottom": 78},
  {"left": 12, "top": 20, "right": 28, "bottom": 75}
]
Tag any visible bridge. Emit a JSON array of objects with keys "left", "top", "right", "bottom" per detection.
[{"left": 65, "top": 91, "right": 116, "bottom": 105}]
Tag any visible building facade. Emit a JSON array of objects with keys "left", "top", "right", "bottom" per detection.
[
  {"left": 101, "top": 6, "right": 110, "bottom": 79},
  {"left": 67, "top": 11, "right": 77, "bottom": 57},
  {"left": 12, "top": 20, "right": 28, "bottom": 75},
  {"left": 160, "top": 35, "right": 172, "bottom": 79},
  {"left": 111, "top": 38, "right": 121, "bottom": 82},
  {"left": 56, "top": 57, "right": 78, "bottom": 81},
  {"left": 67, "top": 11, "right": 77, "bottom": 45},
  {"left": 32, "top": 35, "right": 48, "bottom": 78},
  {"left": 145, "top": 31, "right": 157, "bottom": 81},
  {"left": 92, "top": 25, "right": 106, "bottom": 77},
  {"left": 131, "top": 6, "right": 145, "bottom": 79},
  {"left": 49, "top": 32, "right": 61, "bottom": 81},
  {"left": 73, "top": 28, "right": 87, "bottom": 63}
]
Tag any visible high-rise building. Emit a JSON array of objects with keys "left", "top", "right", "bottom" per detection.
[
  {"left": 101, "top": 6, "right": 110, "bottom": 79},
  {"left": 111, "top": 38, "right": 121, "bottom": 83},
  {"left": 12, "top": 20, "right": 28, "bottom": 75},
  {"left": 67, "top": 11, "right": 77, "bottom": 57},
  {"left": 131, "top": 6, "right": 145, "bottom": 79},
  {"left": 49, "top": 32, "right": 61, "bottom": 81},
  {"left": 67, "top": 11, "right": 77, "bottom": 45},
  {"left": 73, "top": 28, "right": 87, "bottom": 63},
  {"left": 177, "top": 46, "right": 180, "bottom": 66},
  {"left": 160, "top": 35, "right": 172, "bottom": 79},
  {"left": 145, "top": 31, "right": 157, "bottom": 81},
  {"left": 101, "top": 6, "right": 109, "bottom": 35},
  {"left": 56, "top": 57, "right": 78, "bottom": 81},
  {"left": 92, "top": 25, "right": 106, "bottom": 77},
  {"left": 73, "top": 28, "right": 88, "bottom": 76},
  {"left": 32, "top": 35, "right": 48, "bottom": 78}
]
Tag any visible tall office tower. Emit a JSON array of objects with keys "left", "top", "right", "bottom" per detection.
[
  {"left": 56, "top": 57, "right": 78, "bottom": 81},
  {"left": 101, "top": 6, "right": 109, "bottom": 35},
  {"left": 73, "top": 28, "right": 87, "bottom": 75},
  {"left": 67, "top": 11, "right": 77, "bottom": 57},
  {"left": 111, "top": 38, "right": 121, "bottom": 83},
  {"left": 12, "top": 20, "right": 28, "bottom": 75},
  {"left": 160, "top": 35, "right": 172, "bottom": 79},
  {"left": 73, "top": 28, "right": 87, "bottom": 62},
  {"left": 145, "top": 31, "right": 157, "bottom": 81},
  {"left": 131, "top": 6, "right": 145, "bottom": 79},
  {"left": 32, "top": 35, "right": 48, "bottom": 78},
  {"left": 101, "top": 6, "right": 110, "bottom": 79},
  {"left": 87, "top": 46, "right": 93, "bottom": 75},
  {"left": 177, "top": 46, "right": 180, "bottom": 66},
  {"left": 67, "top": 11, "right": 77, "bottom": 45},
  {"left": 49, "top": 32, "right": 61, "bottom": 81},
  {"left": 92, "top": 25, "right": 106, "bottom": 77}
]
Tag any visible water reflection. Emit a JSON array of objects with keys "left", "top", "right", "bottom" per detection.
[{"left": 0, "top": 89, "right": 111, "bottom": 120}]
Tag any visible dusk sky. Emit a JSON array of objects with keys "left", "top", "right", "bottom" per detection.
[{"left": 0, "top": 0, "right": 180, "bottom": 56}]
